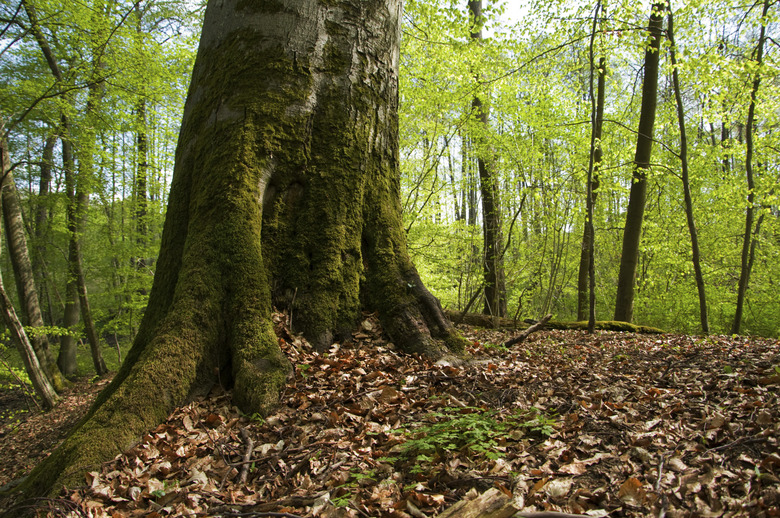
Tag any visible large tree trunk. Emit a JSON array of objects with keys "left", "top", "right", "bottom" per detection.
[
  {"left": 468, "top": 0, "right": 507, "bottom": 318},
  {"left": 16, "top": 0, "right": 463, "bottom": 500},
  {"left": 613, "top": 2, "right": 664, "bottom": 322}
]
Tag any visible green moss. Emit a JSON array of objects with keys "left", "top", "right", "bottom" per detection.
[
  {"left": 442, "top": 330, "right": 467, "bottom": 353},
  {"left": 13, "top": 25, "right": 303, "bottom": 500},
  {"left": 554, "top": 320, "right": 665, "bottom": 334}
]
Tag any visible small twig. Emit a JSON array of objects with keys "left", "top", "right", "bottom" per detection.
[
  {"left": 0, "top": 353, "right": 41, "bottom": 411},
  {"left": 210, "top": 492, "right": 328, "bottom": 515},
  {"left": 655, "top": 455, "right": 668, "bottom": 518},
  {"left": 655, "top": 456, "right": 665, "bottom": 492},
  {"left": 705, "top": 434, "right": 766, "bottom": 453},
  {"left": 289, "top": 287, "right": 297, "bottom": 330},
  {"left": 238, "top": 427, "right": 254, "bottom": 484},
  {"left": 286, "top": 452, "right": 312, "bottom": 479},
  {"left": 222, "top": 512, "right": 304, "bottom": 518},
  {"left": 517, "top": 513, "right": 592, "bottom": 518},
  {"left": 229, "top": 441, "right": 335, "bottom": 467}
]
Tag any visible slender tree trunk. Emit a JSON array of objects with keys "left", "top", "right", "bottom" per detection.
[
  {"left": 732, "top": 0, "right": 770, "bottom": 335},
  {"left": 134, "top": 4, "right": 149, "bottom": 274},
  {"left": 468, "top": 0, "right": 506, "bottom": 318},
  {"left": 33, "top": 133, "right": 56, "bottom": 325},
  {"left": 71, "top": 13, "right": 110, "bottom": 375},
  {"left": 135, "top": 98, "right": 149, "bottom": 272},
  {"left": 58, "top": 122, "right": 81, "bottom": 377},
  {"left": 75, "top": 190, "right": 107, "bottom": 375},
  {"left": 21, "top": 0, "right": 81, "bottom": 375},
  {"left": 1, "top": 166, "right": 67, "bottom": 390},
  {"left": 613, "top": 2, "right": 665, "bottom": 322},
  {"left": 0, "top": 136, "right": 60, "bottom": 410},
  {"left": 0, "top": 273, "right": 59, "bottom": 410},
  {"left": 17, "top": 0, "right": 464, "bottom": 499},
  {"left": 74, "top": 101, "right": 107, "bottom": 376},
  {"left": 668, "top": 7, "right": 709, "bottom": 334},
  {"left": 578, "top": 1, "right": 605, "bottom": 327}
]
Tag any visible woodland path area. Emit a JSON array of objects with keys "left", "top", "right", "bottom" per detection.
[{"left": 1, "top": 315, "right": 779, "bottom": 517}]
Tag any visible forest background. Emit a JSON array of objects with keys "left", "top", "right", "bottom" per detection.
[{"left": 0, "top": 0, "right": 778, "bottom": 384}]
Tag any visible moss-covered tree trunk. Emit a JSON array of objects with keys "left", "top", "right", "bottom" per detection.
[{"left": 14, "top": 0, "right": 463, "bottom": 502}]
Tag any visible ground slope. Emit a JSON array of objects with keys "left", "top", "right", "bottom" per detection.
[{"left": 1, "top": 314, "right": 778, "bottom": 517}]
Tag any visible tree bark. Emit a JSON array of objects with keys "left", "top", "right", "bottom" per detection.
[
  {"left": 578, "top": 1, "right": 605, "bottom": 330},
  {"left": 732, "top": 0, "right": 770, "bottom": 335},
  {"left": 613, "top": 2, "right": 665, "bottom": 323},
  {"left": 134, "top": 98, "right": 149, "bottom": 271},
  {"left": 468, "top": 0, "right": 507, "bottom": 318},
  {"left": 0, "top": 136, "right": 60, "bottom": 410},
  {"left": 75, "top": 191, "right": 107, "bottom": 375},
  {"left": 16, "top": 0, "right": 463, "bottom": 499},
  {"left": 21, "top": 0, "right": 80, "bottom": 376},
  {"left": 57, "top": 121, "right": 81, "bottom": 377},
  {"left": 1, "top": 165, "right": 66, "bottom": 391},
  {"left": 668, "top": 7, "right": 709, "bottom": 334},
  {"left": 33, "top": 133, "right": 56, "bottom": 326}
]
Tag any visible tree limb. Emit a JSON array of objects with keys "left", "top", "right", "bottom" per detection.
[{"left": 503, "top": 314, "right": 552, "bottom": 347}]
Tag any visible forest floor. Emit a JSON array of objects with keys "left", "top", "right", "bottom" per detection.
[{"left": 1, "top": 314, "right": 779, "bottom": 517}]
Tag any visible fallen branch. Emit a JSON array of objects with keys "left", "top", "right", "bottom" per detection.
[
  {"left": 503, "top": 314, "right": 552, "bottom": 347},
  {"left": 438, "top": 488, "right": 591, "bottom": 518},
  {"left": 443, "top": 310, "right": 665, "bottom": 333},
  {"left": 437, "top": 488, "right": 518, "bottom": 518}
]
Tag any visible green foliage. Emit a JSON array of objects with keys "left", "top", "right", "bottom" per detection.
[
  {"left": 0, "top": 338, "right": 32, "bottom": 388},
  {"left": 23, "top": 325, "right": 80, "bottom": 339},
  {"left": 332, "top": 469, "right": 378, "bottom": 507},
  {"left": 396, "top": 405, "right": 558, "bottom": 473},
  {"left": 400, "top": 0, "right": 780, "bottom": 337}
]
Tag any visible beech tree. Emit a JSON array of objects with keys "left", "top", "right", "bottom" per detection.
[
  {"left": 468, "top": 0, "right": 507, "bottom": 318},
  {"left": 17, "top": 0, "right": 463, "bottom": 498},
  {"left": 613, "top": 2, "right": 665, "bottom": 323},
  {"left": 732, "top": 0, "right": 772, "bottom": 335},
  {"left": 0, "top": 133, "right": 60, "bottom": 410},
  {"left": 668, "top": 5, "right": 709, "bottom": 334},
  {"left": 577, "top": 0, "right": 606, "bottom": 327}
]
